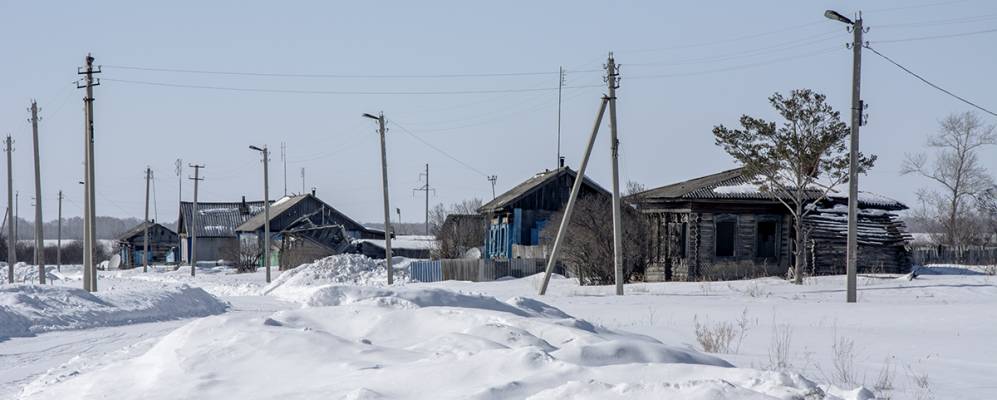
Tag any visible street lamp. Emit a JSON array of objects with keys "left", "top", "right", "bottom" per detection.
[
  {"left": 363, "top": 111, "right": 394, "bottom": 285},
  {"left": 826, "top": 9, "right": 863, "bottom": 303},
  {"left": 249, "top": 144, "right": 271, "bottom": 283}
]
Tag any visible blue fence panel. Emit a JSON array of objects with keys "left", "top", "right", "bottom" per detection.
[{"left": 409, "top": 260, "right": 443, "bottom": 282}]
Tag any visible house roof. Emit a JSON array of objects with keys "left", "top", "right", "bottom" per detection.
[
  {"left": 235, "top": 194, "right": 368, "bottom": 233},
  {"left": 637, "top": 167, "right": 906, "bottom": 210},
  {"left": 478, "top": 167, "right": 609, "bottom": 214},
  {"left": 115, "top": 222, "right": 177, "bottom": 242},
  {"left": 179, "top": 200, "right": 269, "bottom": 238}
]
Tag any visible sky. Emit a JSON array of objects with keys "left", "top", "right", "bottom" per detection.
[{"left": 1, "top": 0, "right": 996, "bottom": 225}]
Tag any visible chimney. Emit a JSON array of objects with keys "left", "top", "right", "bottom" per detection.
[
  {"left": 559, "top": 156, "right": 565, "bottom": 168},
  {"left": 240, "top": 195, "right": 248, "bottom": 214},
  {"left": 311, "top": 188, "right": 316, "bottom": 196}
]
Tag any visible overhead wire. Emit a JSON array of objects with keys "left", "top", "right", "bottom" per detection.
[
  {"left": 102, "top": 64, "right": 601, "bottom": 79},
  {"left": 101, "top": 78, "right": 603, "bottom": 96},
  {"left": 865, "top": 45, "right": 997, "bottom": 117},
  {"left": 873, "top": 27, "right": 997, "bottom": 43},
  {"left": 388, "top": 119, "right": 490, "bottom": 178}
]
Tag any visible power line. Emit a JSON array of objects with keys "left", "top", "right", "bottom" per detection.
[
  {"left": 866, "top": 0, "right": 977, "bottom": 13},
  {"left": 628, "top": 46, "right": 839, "bottom": 80},
  {"left": 102, "top": 78, "right": 603, "bottom": 96},
  {"left": 877, "top": 12, "right": 997, "bottom": 28},
  {"left": 874, "top": 27, "right": 997, "bottom": 43},
  {"left": 866, "top": 45, "right": 997, "bottom": 117},
  {"left": 102, "top": 64, "right": 601, "bottom": 79},
  {"left": 388, "top": 120, "right": 490, "bottom": 178}
]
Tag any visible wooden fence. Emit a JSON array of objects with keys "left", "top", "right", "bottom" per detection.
[
  {"left": 408, "top": 258, "right": 550, "bottom": 283},
  {"left": 911, "top": 246, "right": 997, "bottom": 266}
]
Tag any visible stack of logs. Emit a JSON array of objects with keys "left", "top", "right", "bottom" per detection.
[{"left": 803, "top": 206, "right": 913, "bottom": 275}]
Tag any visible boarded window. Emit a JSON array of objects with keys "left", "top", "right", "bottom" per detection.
[
  {"left": 756, "top": 221, "right": 777, "bottom": 258},
  {"left": 715, "top": 219, "right": 736, "bottom": 257}
]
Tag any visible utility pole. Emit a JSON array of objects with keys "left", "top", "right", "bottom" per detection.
[
  {"left": 556, "top": 66, "right": 565, "bottom": 169},
  {"left": 143, "top": 166, "right": 151, "bottom": 272},
  {"left": 846, "top": 14, "right": 864, "bottom": 304},
  {"left": 363, "top": 112, "right": 393, "bottom": 284},
  {"left": 540, "top": 96, "right": 610, "bottom": 295},
  {"left": 488, "top": 175, "right": 498, "bottom": 199},
  {"left": 57, "top": 190, "right": 62, "bottom": 272},
  {"left": 250, "top": 145, "right": 271, "bottom": 283},
  {"left": 77, "top": 53, "right": 100, "bottom": 292},
  {"left": 5, "top": 136, "right": 14, "bottom": 284},
  {"left": 414, "top": 164, "right": 435, "bottom": 235},
  {"left": 188, "top": 164, "right": 204, "bottom": 277},
  {"left": 300, "top": 167, "right": 305, "bottom": 195},
  {"left": 14, "top": 191, "right": 18, "bottom": 244},
  {"left": 606, "top": 53, "right": 625, "bottom": 296},
  {"left": 281, "top": 142, "right": 287, "bottom": 196},
  {"left": 175, "top": 158, "right": 182, "bottom": 212},
  {"left": 30, "top": 101, "right": 46, "bottom": 284}
]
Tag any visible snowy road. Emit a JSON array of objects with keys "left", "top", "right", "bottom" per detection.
[{"left": 0, "top": 295, "right": 295, "bottom": 400}]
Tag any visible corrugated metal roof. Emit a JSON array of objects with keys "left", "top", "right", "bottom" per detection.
[
  {"left": 179, "top": 200, "right": 269, "bottom": 238},
  {"left": 115, "top": 222, "right": 177, "bottom": 242},
  {"left": 478, "top": 167, "right": 609, "bottom": 214},
  {"left": 235, "top": 194, "right": 368, "bottom": 233}
]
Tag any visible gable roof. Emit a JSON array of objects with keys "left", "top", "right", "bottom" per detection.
[
  {"left": 179, "top": 199, "right": 269, "bottom": 238},
  {"left": 235, "top": 194, "right": 367, "bottom": 233},
  {"left": 478, "top": 167, "right": 609, "bottom": 214},
  {"left": 115, "top": 222, "right": 177, "bottom": 242},
  {"left": 637, "top": 167, "right": 906, "bottom": 211}
]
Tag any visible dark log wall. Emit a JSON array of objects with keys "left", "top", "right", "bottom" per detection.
[{"left": 803, "top": 207, "right": 912, "bottom": 274}]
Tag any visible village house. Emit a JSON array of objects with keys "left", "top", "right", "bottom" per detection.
[
  {"left": 115, "top": 221, "right": 179, "bottom": 267},
  {"left": 235, "top": 193, "right": 384, "bottom": 269},
  {"left": 479, "top": 166, "right": 610, "bottom": 260},
  {"left": 634, "top": 167, "right": 912, "bottom": 281},
  {"left": 177, "top": 197, "right": 270, "bottom": 264}
]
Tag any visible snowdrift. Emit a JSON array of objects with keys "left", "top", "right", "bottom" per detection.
[
  {"left": 0, "top": 283, "right": 228, "bottom": 341},
  {"left": 264, "top": 254, "right": 412, "bottom": 302},
  {"left": 19, "top": 286, "right": 847, "bottom": 400}
]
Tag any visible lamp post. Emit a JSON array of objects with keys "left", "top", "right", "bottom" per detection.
[
  {"left": 363, "top": 112, "right": 393, "bottom": 284},
  {"left": 825, "top": 9, "right": 863, "bottom": 303},
  {"left": 249, "top": 145, "right": 271, "bottom": 283}
]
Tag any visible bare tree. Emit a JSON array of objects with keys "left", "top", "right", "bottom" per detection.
[
  {"left": 713, "top": 89, "right": 876, "bottom": 284},
  {"left": 902, "top": 112, "right": 996, "bottom": 248},
  {"left": 429, "top": 198, "right": 485, "bottom": 259}
]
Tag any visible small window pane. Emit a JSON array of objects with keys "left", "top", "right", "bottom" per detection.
[
  {"left": 716, "top": 220, "right": 736, "bottom": 257},
  {"left": 756, "top": 221, "right": 777, "bottom": 258}
]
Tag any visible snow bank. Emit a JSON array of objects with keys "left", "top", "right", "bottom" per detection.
[
  {"left": 19, "top": 286, "right": 844, "bottom": 400},
  {"left": 116, "top": 265, "right": 267, "bottom": 297},
  {"left": 8, "top": 263, "right": 63, "bottom": 284},
  {"left": 264, "top": 254, "right": 412, "bottom": 302},
  {"left": 0, "top": 283, "right": 227, "bottom": 341}
]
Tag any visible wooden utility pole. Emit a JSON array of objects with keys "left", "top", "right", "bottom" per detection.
[
  {"left": 488, "top": 175, "right": 497, "bottom": 199},
  {"left": 364, "top": 112, "right": 393, "bottom": 284},
  {"left": 606, "top": 53, "right": 624, "bottom": 296},
  {"left": 845, "top": 15, "right": 864, "bottom": 303},
  {"left": 30, "top": 101, "right": 45, "bottom": 284},
  {"left": 188, "top": 164, "right": 204, "bottom": 277},
  {"left": 57, "top": 190, "right": 62, "bottom": 272},
  {"left": 77, "top": 53, "right": 100, "bottom": 292},
  {"left": 557, "top": 66, "right": 565, "bottom": 169},
  {"left": 250, "top": 145, "right": 271, "bottom": 283},
  {"left": 539, "top": 97, "right": 609, "bottom": 295},
  {"left": 414, "top": 164, "right": 434, "bottom": 235},
  {"left": 300, "top": 167, "right": 305, "bottom": 195},
  {"left": 5, "top": 136, "right": 14, "bottom": 284},
  {"left": 143, "top": 166, "right": 151, "bottom": 272},
  {"left": 281, "top": 142, "right": 287, "bottom": 196}
]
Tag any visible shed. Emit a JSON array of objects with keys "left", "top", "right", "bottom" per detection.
[
  {"left": 478, "top": 166, "right": 609, "bottom": 260},
  {"left": 177, "top": 197, "right": 269, "bottom": 264},
  {"left": 115, "top": 221, "right": 179, "bottom": 266},
  {"left": 633, "top": 167, "right": 912, "bottom": 281}
]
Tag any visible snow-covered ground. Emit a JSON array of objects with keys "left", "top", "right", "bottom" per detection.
[{"left": 1, "top": 259, "right": 995, "bottom": 399}]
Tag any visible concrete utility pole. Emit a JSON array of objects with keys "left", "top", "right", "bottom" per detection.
[
  {"left": 557, "top": 66, "right": 565, "bottom": 169},
  {"left": 364, "top": 112, "right": 393, "bottom": 284},
  {"left": 606, "top": 53, "right": 625, "bottom": 296},
  {"left": 281, "top": 142, "right": 287, "bottom": 196},
  {"left": 488, "top": 175, "right": 498, "bottom": 199},
  {"left": 300, "top": 167, "right": 305, "bottom": 195},
  {"left": 825, "top": 9, "right": 864, "bottom": 303},
  {"left": 250, "top": 145, "right": 271, "bottom": 283},
  {"left": 30, "top": 101, "right": 46, "bottom": 284},
  {"left": 14, "top": 191, "right": 18, "bottom": 244},
  {"left": 57, "top": 190, "right": 62, "bottom": 272},
  {"left": 143, "top": 166, "right": 151, "bottom": 272},
  {"left": 539, "top": 96, "right": 610, "bottom": 295},
  {"left": 5, "top": 136, "right": 14, "bottom": 284},
  {"left": 188, "top": 164, "right": 204, "bottom": 277},
  {"left": 414, "top": 164, "right": 434, "bottom": 235},
  {"left": 77, "top": 53, "right": 100, "bottom": 292}
]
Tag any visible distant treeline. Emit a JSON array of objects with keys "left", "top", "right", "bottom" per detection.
[{"left": 4, "top": 216, "right": 177, "bottom": 240}]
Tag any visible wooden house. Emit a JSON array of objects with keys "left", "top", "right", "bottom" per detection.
[
  {"left": 115, "top": 221, "right": 179, "bottom": 267},
  {"left": 633, "top": 167, "right": 912, "bottom": 281},
  {"left": 235, "top": 193, "right": 384, "bottom": 269},
  {"left": 177, "top": 197, "right": 270, "bottom": 264},
  {"left": 478, "top": 166, "right": 609, "bottom": 260}
]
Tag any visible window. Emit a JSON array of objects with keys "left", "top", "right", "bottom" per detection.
[
  {"left": 756, "top": 221, "right": 778, "bottom": 258},
  {"left": 715, "top": 218, "right": 736, "bottom": 257}
]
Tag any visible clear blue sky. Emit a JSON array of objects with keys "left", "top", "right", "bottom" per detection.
[{"left": 1, "top": 0, "right": 995, "bottom": 224}]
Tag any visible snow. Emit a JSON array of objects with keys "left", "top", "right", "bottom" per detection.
[
  {"left": 2, "top": 262, "right": 996, "bottom": 399},
  {"left": 0, "top": 282, "right": 227, "bottom": 341},
  {"left": 360, "top": 235, "right": 438, "bottom": 251},
  {"left": 713, "top": 183, "right": 763, "bottom": 194}
]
